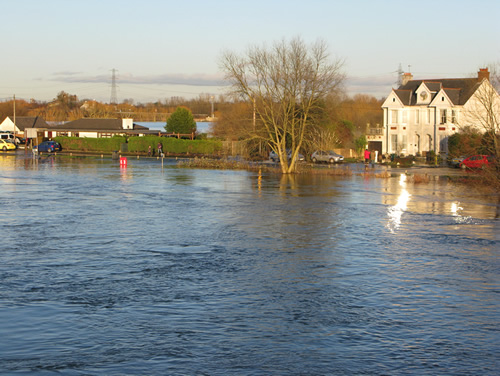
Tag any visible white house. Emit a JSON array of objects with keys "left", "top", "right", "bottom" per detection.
[
  {"left": 378, "top": 68, "right": 499, "bottom": 157},
  {"left": 0, "top": 116, "right": 50, "bottom": 135}
]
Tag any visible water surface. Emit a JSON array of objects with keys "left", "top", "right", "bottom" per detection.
[{"left": 0, "top": 154, "right": 498, "bottom": 375}]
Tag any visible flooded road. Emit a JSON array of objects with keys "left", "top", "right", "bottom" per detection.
[{"left": 0, "top": 153, "right": 499, "bottom": 375}]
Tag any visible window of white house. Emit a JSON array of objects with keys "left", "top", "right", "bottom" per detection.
[
  {"left": 391, "top": 134, "right": 398, "bottom": 153},
  {"left": 392, "top": 110, "right": 398, "bottom": 124},
  {"left": 415, "top": 109, "right": 419, "bottom": 124},
  {"left": 402, "top": 110, "right": 407, "bottom": 123},
  {"left": 440, "top": 109, "right": 447, "bottom": 124},
  {"left": 427, "top": 109, "right": 432, "bottom": 124},
  {"left": 451, "top": 110, "right": 456, "bottom": 123}
]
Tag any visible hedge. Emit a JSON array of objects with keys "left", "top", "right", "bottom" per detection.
[
  {"left": 53, "top": 135, "right": 222, "bottom": 155},
  {"left": 127, "top": 136, "right": 222, "bottom": 155},
  {"left": 54, "top": 136, "right": 126, "bottom": 152}
]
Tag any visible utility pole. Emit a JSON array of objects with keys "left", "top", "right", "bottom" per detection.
[
  {"left": 13, "top": 94, "right": 16, "bottom": 137},
  {"left": 210, "top": 95, "right": 214, "bottom": 118},
  {"left": 110, "top": 68, "right": 118, "bottom": 105}
]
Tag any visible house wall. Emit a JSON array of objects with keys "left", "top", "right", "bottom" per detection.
[
  {"left": 122, "top": 119, "right": 133, "bottom": 129},
  {"left": 79, "top": 132, "right": 99, "bottom": 138},
  {"left": 0, "top": 117, "right": 18, "bottom": 133},
  {"left": 460, "top": 81, "right": 500, "bottom": 132}
]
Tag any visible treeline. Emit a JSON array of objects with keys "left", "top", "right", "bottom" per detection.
[
  {"left": 1, "top": 92, "right": 384, "bottom": 147},
  {"left": 0, "top": 91, "right": 221, "bottom": 122}
]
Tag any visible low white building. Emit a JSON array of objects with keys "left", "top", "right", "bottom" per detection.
[
  {"left": 55, "top": 118, "right": 149, "bottom": 138},
  {"left": 0, "top": 116, "right": 50, "bottom": 135},
  {"left": 378, "top": 68, "right": 499, "bottom": 157}
]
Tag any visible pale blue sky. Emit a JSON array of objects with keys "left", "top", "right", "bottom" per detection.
[{"left": 1, "top": 0, "right": 499, "bottom": 104}]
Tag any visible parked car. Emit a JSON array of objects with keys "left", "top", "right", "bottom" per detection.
[
  {"left": 449, "top": 155, "right": 467, "bottom": 168},
  {"left": 311, "top": 150, "right": 344, "bottom": 163},
  {"left": 269, "top": 150, "right": 280, "bottom": 162},
  {"left": 0, "top": 139, "right": 16, "bottom": 151},
  {"left": 459, "top": 155, "right": 495, "bottom": 169},
  {"left": 37, "top": 141, "right": 61, "bottom": 153},
  {"left": 269, "top": 149, "right": 305, "bottom": 162}
]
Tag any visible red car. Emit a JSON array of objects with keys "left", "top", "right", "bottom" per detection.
[{"left": 459, "top": 155, "right": 495, "bottom": 169}]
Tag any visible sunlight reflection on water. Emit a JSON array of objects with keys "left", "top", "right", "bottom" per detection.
[{"left": 386, "top": 173, "right": 411, "bottom": 233}]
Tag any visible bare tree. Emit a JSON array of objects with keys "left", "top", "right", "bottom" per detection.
[
  {"left": 462, "top": 73, "right": 500, "bottom": 159},
  {"left": 220, "top": 37, "right": 345, "bottom": 173}
]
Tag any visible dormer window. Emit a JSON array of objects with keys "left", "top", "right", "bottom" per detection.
[
  {"left": 420, "top": 91, "right": 428, "bottom": 100},
  {"left": 393, "top": 98, "right": 395, "bottom": 102},
  {"left": 442, "top": 96, "right": 445, "bottom": 101}
]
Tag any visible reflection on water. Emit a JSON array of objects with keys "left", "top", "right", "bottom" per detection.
[
  {"left": 387, "top": 173, "right": 411, "bottom": 233},
  {"left": 0, "top": 153, "right": 499, "bottom": 375}
]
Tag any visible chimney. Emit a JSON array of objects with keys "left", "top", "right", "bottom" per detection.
[
  {"left": 477, "top": 68, "right": 490, "bottom": 82},
  {"left": 401, "top": 72, "right": 413, "bottom": 85},
  {"left": 122, "top": 118, "right": 133, "bottom": 130}
]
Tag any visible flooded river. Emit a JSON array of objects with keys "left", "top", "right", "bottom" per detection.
[{"left": 0, "top": 153, "right": 498, "bottom": 375}]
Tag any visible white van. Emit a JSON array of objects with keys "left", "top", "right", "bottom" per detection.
[{"left": 0, "top": 133, "right": 20, "bottom": 144}]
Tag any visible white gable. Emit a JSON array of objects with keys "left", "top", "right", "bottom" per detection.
[
  {"left": 0, "top": 117, "right": 17, "bottom": 133},
  {"left": 381, "top": 90, "right": 404, "bottom": 108},
  {"left": 415, "top": 83, "right": 432, "bottom": 105},
  {"left": 430, "top": 89, "right": 453, "bottom": 108}
]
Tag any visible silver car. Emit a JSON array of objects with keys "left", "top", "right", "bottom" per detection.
[{"left": 311, "top": 150, "right": 344, "bottom": 163}]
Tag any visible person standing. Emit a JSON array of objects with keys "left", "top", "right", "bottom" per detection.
[
  {"left": 364, "top": 148, "right": 371, "bottom": 163},
  {"left": 157, "top": 142, "right": 163, "bottom": 157},
  {"left": 148, "top": 145, "right": 152, "bottom": 157}
]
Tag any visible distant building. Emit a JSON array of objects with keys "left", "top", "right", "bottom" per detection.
[
  {"left": 51, "top": 118, "right": 151, "bottom": 138},
  {"left": 0, "top": 116, "right": 50, "bottom": 135},
  {"left": 376, "top": 68, "right": 499, "bottom": 157}
]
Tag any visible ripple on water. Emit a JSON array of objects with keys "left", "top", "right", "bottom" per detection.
[{"left": 0, "top": 158, "right": 498, "bottom": 375}]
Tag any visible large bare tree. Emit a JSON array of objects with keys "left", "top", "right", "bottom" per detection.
[{"left": 220, "top": 37, "right": 344, "bottom": 173}]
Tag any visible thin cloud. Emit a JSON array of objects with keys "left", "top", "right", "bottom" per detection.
[
  {"left": 345, "top": 74, "right": 396, "bottom": 97},
  {"left": 49, "top": 72, "right": 227, "bottom": 87}
]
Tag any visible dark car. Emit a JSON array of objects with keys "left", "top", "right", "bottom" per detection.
[
  {"left": 37, "top": 141, "right": 61, "bottom": 153},
  {"left": 269, "top": 149, "right": 304, "bottom": 162},
  {"left": 459, "top": 155, "right": 494, "bottom": 169}
]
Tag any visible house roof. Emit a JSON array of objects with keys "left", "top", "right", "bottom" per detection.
[
  {"left": 7, "top": 116, "right": 50, "bottom": 131},
  {"left": 394, "top": 78, "right": 481, "bottom": 106},
  {"left": 58, "top": 118, "right": 149, "bottom": 131}
]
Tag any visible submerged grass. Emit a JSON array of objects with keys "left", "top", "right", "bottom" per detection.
[
  {"left": 179, "top": 158, "right": 359, "bottom": 177},
  {"left": 176, "top": 158, "right": 499, "bottom": 195},
  {"left": 406, "top": 173, "right": 431, "bottom": 184},
  {"left": 177, "top": 157, "right": 278, "bottom": 173}
]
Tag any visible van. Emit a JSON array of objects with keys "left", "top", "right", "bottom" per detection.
[{"left": 0, "top": 133, "right": 20, "bottom": 144}]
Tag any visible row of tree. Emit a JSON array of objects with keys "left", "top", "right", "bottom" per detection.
[{"left": 0, "top": 92, "right": 220, "bottom": 123}]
